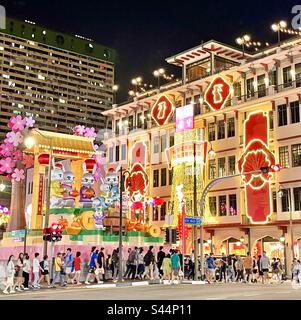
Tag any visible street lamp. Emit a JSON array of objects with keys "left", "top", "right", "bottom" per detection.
[
  {"left": 131, "top": 77, "right": 142, "bottom": 93},
  {"left": 208, "top": 142, "right": 216, "bottom": 158},
  {"left": 271, "top": 20, "right": 287, "bottom": 47},
  {"left": 118, "top": 166, "right": 131, "bottom": 282},
  {"left": 112, "top": 84, "right": 119, "bottom": 104},
  {"left": 153, "top": 68, "right": 165, "bottom": 88},
  {"left": 235, "top": 34, "right": 251, "bottom": 57},
  {"left": 25, "top": 128, "right": 53, "bottom": 257}
]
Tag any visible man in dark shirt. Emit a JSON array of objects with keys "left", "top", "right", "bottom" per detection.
[
  {"left": 157, "top": 246, "right": 165, "bottom": 277},
  {"left": 97, "top": 247, "right": 105, "bottom": 282}
]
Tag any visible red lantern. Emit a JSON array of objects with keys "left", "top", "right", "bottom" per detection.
[
  {"left": 84, "top": 158, "right": 96, "bottom": 172},
  {"left": 131, "top": 201, "right": 143, "bottom": 210},
  {"left": 38, "top": 154, "right": 49, "bottom": 165},
  {"left": 153, "top": 197, "right": 164, "bottom": 208}
]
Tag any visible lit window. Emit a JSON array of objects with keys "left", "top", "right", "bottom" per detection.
[
  {"left": 2, "top": 74, "right": 9, "bottom": 79},
  {"left": 0, "top": 46, "right": 4, "bottom": 50},
  {"left": 38, "top": 74, "right": 45, "bottom": 80},
  {"left": 59, "top": 98, "right": 66, "bottom": 104},
  {"left": 25, "top": 66, "right": 30, "bottom": 70}
]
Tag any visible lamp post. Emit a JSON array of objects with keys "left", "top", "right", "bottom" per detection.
[
  {"left": 271, "top": 20, "right": 287, "bottom": 47},
  {"left": 235, "top": 34, "right": 251, "bottom": 57},
  {"left": 118, "top": 166, "right": 131, "bottom": 283},
  {"left": 278, "top": 186, "right": 293, "bottom": 275},
  {"left": 280, "top": 234, "right": 287, "bottom": 275},
  {"left": 25, "top": 128, "right": 53, "bottom": 257},
  {"left": 131, "top": 77, "right": 142, "bottom": 95},
  {"left": 153, "top": 68, "right": 165, "bottom": 88}
]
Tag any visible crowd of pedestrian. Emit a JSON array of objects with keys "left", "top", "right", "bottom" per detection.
[
  {"left": 204, "top": 251, "right": 285, "bottom": 284},
  {"left": 2, "top": 247, "right": 296, "bottom": 294},
  {"left": 1, "top": 245, "right": 184, "bottom": 294}
]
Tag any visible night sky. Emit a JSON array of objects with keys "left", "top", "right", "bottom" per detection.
[{"left": 1, "top": 0, "right": 299, "bottom": 102}]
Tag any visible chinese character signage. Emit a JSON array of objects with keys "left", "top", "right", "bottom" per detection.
[
  {"left": 176, "top": 104, "right": 194, "bottom": 132},
  {"left": 37, "top": 174, "right": 44, "bottom": 216},
  {"left": 238, "top": 111, "right": 275, "bottom": 224},
  {"left": 151, "top": 95, "right": 174, "bottom": 126},
  {"left": 204, "top": 76, "right": 231, "bottom": 111}
]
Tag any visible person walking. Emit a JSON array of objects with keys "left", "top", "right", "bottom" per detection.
[
  {"left": 206, "top": 252, "right": 215, "bottom": 283},
  {"left": 3, "top": 255, "right": 15, "bottom": 294},
  {"left": 162, "top": 253, "right": 172, "bottom": 283},
  {"left": 137, "top": 248, "right": 145, "bottom": 279},
  {"left": 235, "top": 255, "right": 245, "bottom": 283},
  {"left": 38, "top": 255, "right": 50, "bottom": 288},
  {"left": 252, "top": 255, "right": 258, "bottom": 283},
  {"left": 14, "top": 253, "right": 24, "bottom": 291},
  {"left": 171, "top": 250, "right": 181, "bottom": 284},
  {"left": 243, "top": 252, "right": 253, "bottom": 283},
  {"left": 143, "top": 246, "right": 155, "bottom": 280},
  {"left": 85, "top": 246, "right": 101, "bottom": 285},
  {"left": 127, "top": 247, "right": 137, "bottom": 280},
  {"left": 219, "top": 253, "right": 227, "bottom": 282},
  {"left": 97, "top": 247, "right": 105, "bottom": 282},
  {"left": 64, "top": 248, "right": 74, "bottom": 284},
  {"left": 226, "top": 254, "right": 235, "bottom": 282},
  {"left": 260, "top": 251, "right": 270, "bottom": 284},
  {"left": 157, "top": 246, "right": 165, "bottom": 278},
  {"left": 124, "top": 248, "right": 132, "bottom": 279},
  {"left": 291, "top": 258, "right": 300, "bottom": 283},
  {"left": 32, "top": 253, "right": 43, "bottom": 289},
  {"left": 277, "top": 258, "right": 284, "bottom": 282},
  {"left": 51, "top": 253, "right": 65, "bottom": 287},
  {"left": 72, "top": 251, "right": 82, "bottom": 285},
  {"left": 112, "top": 248, "right": 119, "bottom": 282},
  {"left": 257, "top": 255, "right": 263, "bottom": 283},
  {"left": 22, "top": 253, "right": 30, "bottom": 290}
]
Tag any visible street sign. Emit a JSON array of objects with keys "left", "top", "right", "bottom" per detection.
[{"left": 184, "top": 217, "right": 202, "bottom": 225}]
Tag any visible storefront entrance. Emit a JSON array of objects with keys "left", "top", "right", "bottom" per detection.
[
  {"left": 254, "top": 236, "right": 284, "bottom": 260},
  {"left": 221, "top": 237, "right": 247, "bottom": 256}
]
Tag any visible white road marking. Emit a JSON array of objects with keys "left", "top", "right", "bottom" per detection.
[{"left": 243, "top": 293, "right": 261, "bottom": 297}]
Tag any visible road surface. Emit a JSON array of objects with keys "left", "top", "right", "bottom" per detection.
[{"left": 0, "top": 282, "right": 301, "bottom": 300}]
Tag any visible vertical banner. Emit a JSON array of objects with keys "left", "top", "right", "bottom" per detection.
[
  {"left": 238, "top": 111, "right": 275, "bottom": 224},
  {"left": 37, "top": 174, "right": 44, "bottom": 216}
]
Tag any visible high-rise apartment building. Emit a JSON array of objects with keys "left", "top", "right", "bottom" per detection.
[{"left": 0, "top": 18, "right": 116, "bottom": 138}]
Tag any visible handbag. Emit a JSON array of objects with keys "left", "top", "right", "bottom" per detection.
[{"left": 14, "top": 265, "right": 20, "bottom": 277}]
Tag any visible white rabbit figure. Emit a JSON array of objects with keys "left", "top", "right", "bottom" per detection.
[
  {"left": 50, "top": 159, "right": 64, "bottom": 208},
  {"left": 61, "top": 165, "right": 76, "bottom": 208},
  {"left": 79, "top": 162, "right": 96, "bottom": 208}
]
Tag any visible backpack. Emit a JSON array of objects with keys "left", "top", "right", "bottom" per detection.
[{"left": 144, "top": 251, "right": 153, "bottom": 266}]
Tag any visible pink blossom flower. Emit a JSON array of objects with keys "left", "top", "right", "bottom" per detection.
[
  {"left": 12, "top": 168, "right": 25, "bottom": 182},
  {"left": 73, "top": 125, "right": 86, "bottom": 136},
  {"left": 24, "top": 116, "right": 35, "bottom": 128},
  {"left": 0, "top": 157, "right": 15, "bottom": 174},
  {"left": 12, "top": 150, "right": 23, "bottom": 161},
  {"left": 22, "top": 154, "right": 34, "bottom": 169},
  {"left": 84, "top": 127, "right": 97, "bottom": 139},
  {"left": 92, "top": 154, "right": 105, "bottom": 165},
  {"left": 6, "top": 131, "right": 23, "bottom": 147},
  {"left": 0, "top": 143, "right": 14, "bottom": 157},
  {"left": 10, "top": 115, "right": 26, "bottom": 132}
]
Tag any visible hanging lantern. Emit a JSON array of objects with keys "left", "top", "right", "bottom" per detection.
[
  {"left": 152, "top": 196, "right": 164, "bottom": 208},
  {"left": 84, "top": 158, "right": 96, "bottom": 172},
  {"left": 131, "top": 201, "right": 143, "bottom": 210},
  {"left": 38, "top": 154, "right": 50, "bottom": 165}
]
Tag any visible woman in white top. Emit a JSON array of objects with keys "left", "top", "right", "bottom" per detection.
[
  {"left": 14, "top": 253, "right": 24, "bottom": 291},
  {"left": 22, "top": 253, "right": 31, "bottom": 290},
  {"left": 3, "top": 255, "right": 16, "bottom": 294}
]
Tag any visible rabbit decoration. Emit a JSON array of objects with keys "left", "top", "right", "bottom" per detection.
[
  {"left": 61, "top": 165, "right": 77, "bottom": 208},
  {"left": 79, "top": 161, "right": 96, "bottom": 208},
  {"left": 92, "top": 197, "right": 108, "bottom": 230},
  {"left": 50, "top": 160, "right": 64, "bottom": 208}
]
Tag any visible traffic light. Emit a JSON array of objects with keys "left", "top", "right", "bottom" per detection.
[
  {"left": 50, "top": 223, "right": 63, "bottom": 242},
  {"left": 43, "top": 227, "right": 51, "bottom": 242},
  {"left": 260, "top": 164, "right": 281, "bottom": 174}
]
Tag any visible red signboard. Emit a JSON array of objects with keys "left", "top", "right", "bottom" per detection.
[
  {"left": 204, "top": 76, "right": 231, "bottom": 111},
  {"left": 238, "top": 111, "right": 275, "bottom": 224},
  {"left": 151, "top": 95, "right": 174, "bottom": 126},
  {"left": 37, "top": 174, "right": 44, "bottom": 216}
]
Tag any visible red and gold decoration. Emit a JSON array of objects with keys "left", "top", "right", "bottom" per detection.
[
  {"left": 238, "top": 111, "right": 275, "bottom": 224},
  {"left": 151, "top": 94, "right": 174, "bottom": 126},
  {"left": 204, "top": 76, "right": 231, "bottom": 111}
]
